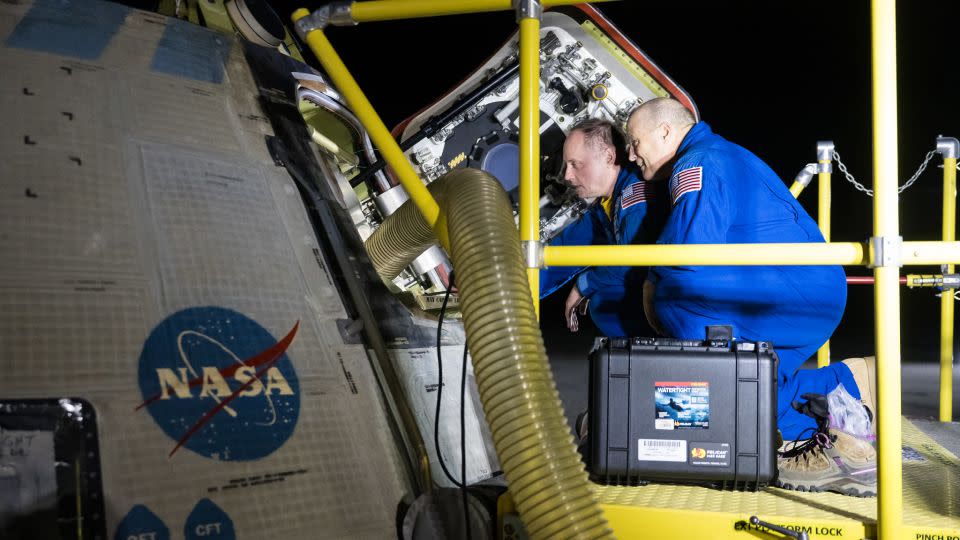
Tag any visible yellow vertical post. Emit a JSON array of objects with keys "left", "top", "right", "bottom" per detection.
[
  {"left": 517, "top": 2, "right": 542, "bottom": 318},
  {"left": 870, "top": 0, "right": 903, "bottom": 537},
  {"left": 938, "top": 136, "right": 959, "bottom": 422},
  {"left": 817, "top": 141, "right": 834, "bottom": 368}
]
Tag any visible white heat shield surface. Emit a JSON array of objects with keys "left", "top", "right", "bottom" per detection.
[{"left": 0, "top": 1, "right": 408, "bottom": 538}]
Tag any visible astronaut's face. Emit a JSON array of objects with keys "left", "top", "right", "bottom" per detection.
[
  {"left": 626, "top": 113, "right": 676, "bottom": 182},
  {"left": 563, "top": 130, "right": 616, "bottom": 199}
]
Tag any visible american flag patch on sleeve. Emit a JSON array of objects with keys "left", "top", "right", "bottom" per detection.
[
  {"left": 620, "top": 181, "right": 649, "bottom": 210},
  {"left": 670, "top": 166, "right": 703, "bottom": 205}
]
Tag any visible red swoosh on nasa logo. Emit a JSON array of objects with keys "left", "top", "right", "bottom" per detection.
[{"left": 133, "top": 320, "right": 299, "bottom": 457}]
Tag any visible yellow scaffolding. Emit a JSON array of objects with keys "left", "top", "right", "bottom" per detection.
[
  {"left": 291, "top": 0, "right": 960, "bottom": 537},
  {"left": 795, "top": 140, "right": 959, "bottom": 425},
  {"left": 941, "top": 139, "right": 957, "bottom": 422},
  {"left": 817, "top": 141, "right": 834, "bottom": 368},
  {"left": 870, "top": 2, "right": 903, "bottom": 536},
  {"left": 519, "top": 11, "right": 541, "bottom": 317}
]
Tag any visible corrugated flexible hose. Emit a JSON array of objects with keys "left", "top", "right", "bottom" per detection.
[
  {"left": 365, "top": 169, "right": 612, "bottom": 539},
  {"left": 364, "top": 179, "right": 439, "bottom": 282}
]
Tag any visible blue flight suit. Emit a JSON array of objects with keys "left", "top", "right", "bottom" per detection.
[
  {"left": 541, "top": 164, "right": 669, "bottom": 337},
  {"left": 648, "top": 122, "right": 858, "bottom": 440}
]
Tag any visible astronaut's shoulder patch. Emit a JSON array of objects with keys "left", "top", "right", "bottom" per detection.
[
  {"left": 620, "top": 181, "right": 650, "bottom": 210},
  {"left": 670, "top": 166, "right": 703, "bottom": 205}
]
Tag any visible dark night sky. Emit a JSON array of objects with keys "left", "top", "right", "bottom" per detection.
[{"left": 275, "top": 1, "right": 960, "bottom": 360}]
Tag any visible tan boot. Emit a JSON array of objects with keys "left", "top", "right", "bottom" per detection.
[
  {"left": 842, "top": 356, "right": 877, "bottom": 433},
  {"left": 775, "top": 393, "right": 877, "bottom": 497},
  {"left": 777, "top": 430, "right": 877, "bottom": 497}
]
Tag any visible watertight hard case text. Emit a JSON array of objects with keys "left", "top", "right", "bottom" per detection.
[{"left": 588, "top": 336, "right": 778, "bottom": 490}]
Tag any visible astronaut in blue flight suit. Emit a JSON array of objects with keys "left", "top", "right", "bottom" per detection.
[
  {"left": 624, "top": 98, "right": 873, "bottom": 449},
  {"left": 539, "top": 118, "right": 669, "bottom": 337}
]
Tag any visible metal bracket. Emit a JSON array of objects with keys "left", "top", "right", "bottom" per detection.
[
  {"left": 328, "top": 1, "right": 356, "bottom": 26},
  {"left": 945, "top": 273, "right": 960, "bottom": 289},
  {"left": 937, "top": 135, "right": 959, "bottom": 159},
  {"left": 294, "top": 1, "right": 355, "bottom": 40},
  {"left": 793, "top": 163, "right": 817, "bottom": 187},
  {"left": 513, "top": 0, "right": 542, "bottom": 21},
  {"left": 816, "top": 140, "right": 834, "bottom": 173},
  {"left": 521, "top": 240, "right": 543, "bottom": 268},
  {"left": 869, "top": 235, "right": 903, "bottom": 268}
]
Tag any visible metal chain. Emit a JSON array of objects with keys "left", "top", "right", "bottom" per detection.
[
  {"left": 833, "top": 149, "right": 938, "bottom": 197},
  {"left": 833, "top": 150, "right": 874, "bottom": 196}
]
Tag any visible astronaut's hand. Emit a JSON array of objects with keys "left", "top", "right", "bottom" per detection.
[{"left": 565, "top": 285, "right": 590, "bottom": 332}]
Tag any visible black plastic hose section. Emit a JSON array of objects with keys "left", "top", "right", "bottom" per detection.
[{"left": 365, "top": 169, "right": 611, "bottom": 539}]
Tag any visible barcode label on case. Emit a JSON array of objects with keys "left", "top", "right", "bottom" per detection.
[{"left": 637, "top": 439, "right": 686, "bottom": 462}]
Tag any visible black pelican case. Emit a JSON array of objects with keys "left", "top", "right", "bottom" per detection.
[{"left": 587, "top": 334, "right": 778, "bottom": 490}]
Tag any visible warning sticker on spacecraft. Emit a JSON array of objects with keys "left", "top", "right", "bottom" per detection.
[
  {"left": 136, "top": 306, "right": 301, "bottom": 461},
  {"left": 655, "top": 381, "right": 709, "bottom": 429}
]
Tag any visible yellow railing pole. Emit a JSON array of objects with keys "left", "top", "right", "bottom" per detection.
[
  {"left": 789, "top": 163, "right": 816, "bottom": 199},
  {"left": 902, "top": 240, "right": 960, "bottom": 264},
  {"left": 291, "top": 9, "right": 446, "bottom": 247},
  {"left": 347, "top": 0, "right": 615, "bottom": 23},
  {"left": 543, "top": 240, "right": 960, "bottom": 267},
  {"left": 817, "top": 141, "right": 835, "bottom": 368},
  {"left": 518, "top": 3, "right": 541, "bottom": 318},
  {"left": 938, "top": 136, "right": 959, "bottom": 422},
  {"left": 788, "top": 182, "right": 804, "bottom": 198},
  {"left": 870, "top": 0, "right": 903, "bottom": 537},
  {"left": 543, "top": 242, "right": 867, "bottom": 267}
]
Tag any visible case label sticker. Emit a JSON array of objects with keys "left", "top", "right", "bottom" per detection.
[
  {"left": 637, "top": 439, "right": 686, "bottom": 462},
  {"left": 654, "top": 381, "right": 709, "bottom": 429},
  {"left": 689, "top": 442, "right": 731, "bottom": 466}
]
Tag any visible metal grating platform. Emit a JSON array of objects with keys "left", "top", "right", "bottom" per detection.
[{"left": 594, "top": 418, "right": 960, "bottom": 539}]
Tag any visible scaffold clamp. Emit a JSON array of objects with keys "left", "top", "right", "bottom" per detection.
[
  {"left": 816, "top": 141, "right": 834, "bottom": 173},
  {"left": 521, "top": 240, "right": 543, "bottom": 269},
  {"left": 937, "top": 135, "right": 959, "bottom": 159},
  {"left": 869, "top": 235, "right": 903, "bottom": 268},
  {"left": 513, "top": 0, "right": 542, "bottom": 21}
]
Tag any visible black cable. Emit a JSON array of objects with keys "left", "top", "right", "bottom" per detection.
[
  {"left": 435, "top": 273, "right": 473, "bottom": 537},
  {"left": 434, "top": 272, "right": 464, "bottom": 488},
  {"left": 460, "top": 343, "right": 471, "bottom": 540}
]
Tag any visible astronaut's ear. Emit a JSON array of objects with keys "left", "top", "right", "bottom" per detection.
[
  {"left": 660, "top": 122, "right": 671, "bottom": 141},
  {"left": 603, "top": 145, "right": 616, "bottom": 165}
]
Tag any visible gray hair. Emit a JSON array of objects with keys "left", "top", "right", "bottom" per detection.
[
  {"left": 568, "top": 117, "right": 628, "bottom": 165},
  {"left": 631, "top": 97, "right": 695, "bottom": 129}
]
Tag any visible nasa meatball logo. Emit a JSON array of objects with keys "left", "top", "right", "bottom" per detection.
[{"left": 136, "top": 307, "right": 300, "bottom": 460}]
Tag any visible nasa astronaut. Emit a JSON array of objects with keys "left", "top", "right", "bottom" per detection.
[
  {"left": 539, "top": 117, "right": 669, "bottom": 338},
  {"left": 623, "top": 97, "right": 877, "bottom": 496},
  {"left": 543, "top": 99, "right": 878, "bottom": 496}
]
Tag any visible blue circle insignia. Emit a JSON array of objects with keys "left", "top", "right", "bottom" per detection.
[{"left": 137, "top": 307, "right": 300, "bottom": 460}]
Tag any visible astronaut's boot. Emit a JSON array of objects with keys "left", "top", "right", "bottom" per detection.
[{"left": 775, "top": 393, "right": 877, "bottom": 497}]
